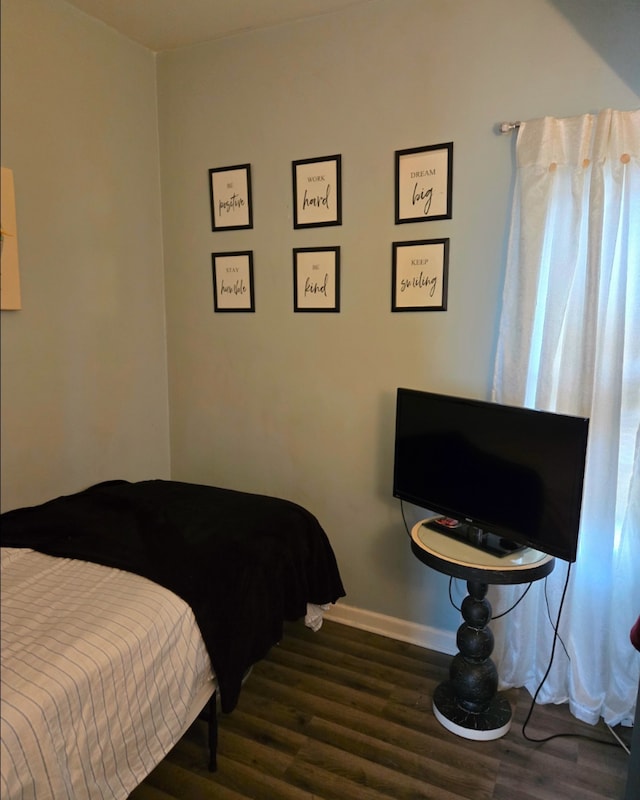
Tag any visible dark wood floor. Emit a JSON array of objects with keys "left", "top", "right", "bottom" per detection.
[{"left": 130, "top": 619, "right": 631, "bottom": 800}]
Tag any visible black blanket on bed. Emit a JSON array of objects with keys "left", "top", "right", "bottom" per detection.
[{"left": 0, "top": 479, "right": 345, "bottom": 712}]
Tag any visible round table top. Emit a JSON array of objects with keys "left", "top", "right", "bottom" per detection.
[{"left": 410, "top": 519, "right": 555, "bottom": 585}]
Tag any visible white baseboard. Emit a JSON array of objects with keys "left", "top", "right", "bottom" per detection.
[{"left": 323, "top": 602, "right": 457, "bottom": 656}]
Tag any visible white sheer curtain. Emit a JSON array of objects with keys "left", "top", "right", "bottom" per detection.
[{"left": 492, "top": 109, "right": 640, "bottom": 726}]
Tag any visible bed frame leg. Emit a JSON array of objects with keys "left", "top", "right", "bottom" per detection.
[{"left": 207, "top": 691, "right": 218, "bottom": 772}]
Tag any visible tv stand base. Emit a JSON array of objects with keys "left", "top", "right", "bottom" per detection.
[{"left": 433, "top": 682, "right": 511, "bottom": 741}]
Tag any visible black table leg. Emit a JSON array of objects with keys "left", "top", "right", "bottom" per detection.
[{"left": 433, "top": 580, "right": 511, "bottom": 740}]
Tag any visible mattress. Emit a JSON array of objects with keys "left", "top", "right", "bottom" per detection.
[
  {"left": 0, "top": 547, "right": 214, "bottom": 800},
  {"left": 1, "top": 479, "right": 346, "bottom": 714}
]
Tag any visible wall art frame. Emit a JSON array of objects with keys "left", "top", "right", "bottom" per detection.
[
  {"left": 392, "top": 238, "right": 449, "bottom": 312},
  {"left": 292, "top": 154, "right": 342, "bottom": 229},
  {"left": 212, "top": 250, "right": 255, "bottom": 312},
  {"left": 395, "top": 142, "right": 453, "bottom": 224},
  {"left": 293, "top": 246, "right": 340, "bottom": 312},
  {"left": 209, "top": 163, "right": 253, "bottom": 231},
  {"left": 0, "top": 167, "right": 22, "bottom": 310}
]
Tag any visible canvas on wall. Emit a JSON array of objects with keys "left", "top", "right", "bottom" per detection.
[{"left": 1, "top": 167, "right": 22, "bottom": 310}]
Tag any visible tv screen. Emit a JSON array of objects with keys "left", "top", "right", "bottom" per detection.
[{"left": 393, "top": 388, "right": 589, "bottom": 562}]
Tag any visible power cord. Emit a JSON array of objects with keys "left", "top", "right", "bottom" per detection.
[
  {"left": 446, "top": 576, "right": 531, "bottom": 619},
  {"left": 521, "top": 560, "right": 574, "bottom": 743},
  {"left": 543, "top": 574, "right": 570, "bottom": 660},
  {"left": 400, "top": 500, "right": 413, "bottom": 537},
  {"left": 520, "top": 562, "right": 622, "bottom": 749},
  {"left": 492, "top": 582, "right": 532, "bottom": 620}
]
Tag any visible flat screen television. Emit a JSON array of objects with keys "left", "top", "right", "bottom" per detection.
[{"left": 393, "top": 388, "right": 589, "bottom": 562}]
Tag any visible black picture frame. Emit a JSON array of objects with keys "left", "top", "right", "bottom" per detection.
[
  {"left": 292, "top": 154, "right": 342, "bottom": 229},
  {"left": 392, "top": 239, "right": 449, "bottom": 312},
  {"left": 209, "top": 164, "right": 253, "bottom": 231},
  {"left": 395, "top": 142, "right": 453, "bottom": 223},
  {"left": 293, "top": 246, "right": 340, "bottom": 312},
  {"left": 212, "top": 251, "right": 255, "bottom": 312}
]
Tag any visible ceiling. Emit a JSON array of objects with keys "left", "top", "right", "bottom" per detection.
[{"left": 62, "top": 0, "right": 374, "bottom": 51}]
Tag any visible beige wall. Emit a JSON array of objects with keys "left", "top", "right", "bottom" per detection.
[
  {"left": 0, "top": 0, "right": 171, "bottom": 510},
  {"left": 156, "top": 0, "right": 639, "bottom": 630},
  {"left": 1, "top": 0, "right": 638, "bottom": 635}
]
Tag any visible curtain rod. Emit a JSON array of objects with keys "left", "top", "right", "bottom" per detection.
[{"left": 499, "top": 121, "right": 521, "bottom": 134}]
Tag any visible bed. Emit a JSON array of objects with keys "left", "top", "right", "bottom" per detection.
[{"left": 0, "top": 479, "right": 345, "bottom": 799}]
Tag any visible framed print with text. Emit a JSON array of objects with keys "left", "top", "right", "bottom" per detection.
[
  {"left": 292, "top": 154, "right": 342, "bottom": 229},
  {"left": 212, "top": 251, "right": 255, "bottom": 312},
  {"left": 395, "top": 142, "right": 453, "bottom": 223},
  {"left": 209, "top": 164, "right": 253, "bottom": 231},
  {"left": 392, "top": 239, "right": 449, "bottom": 312},
  {"left": 293, "top": 247, "right": 340, "bottom": 312}
]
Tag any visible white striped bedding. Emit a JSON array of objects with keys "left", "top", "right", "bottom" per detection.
[{"left": 0, "top": 547, "right": 215, "bottom": 800}]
